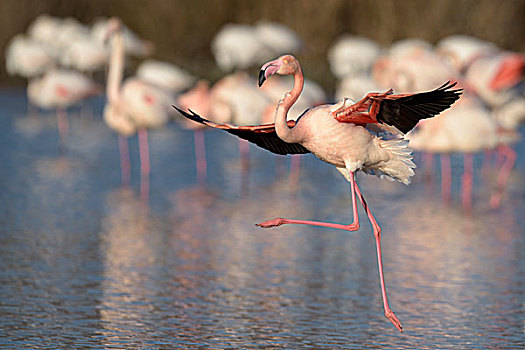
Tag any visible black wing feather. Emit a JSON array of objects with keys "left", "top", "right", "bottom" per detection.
[
  {"left": 377, "top": 81, "right": 462, "bottom": 134},
  {"left": 174, "top": 106, "right": 310, "bottom": 156},
  {"left": 229, "top": 128, "right": 310, "bottom": 155}
]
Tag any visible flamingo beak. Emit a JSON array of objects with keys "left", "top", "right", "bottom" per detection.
[
  {"left": 258, "top": 60, "right": 282, "bottom": 87},
  {"left": 258, "top": 69, "right": 267, "bottom": 87}
]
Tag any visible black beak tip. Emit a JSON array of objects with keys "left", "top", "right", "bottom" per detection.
[{"left": 258, "top": 70, "right": 266, "bottom": 87}]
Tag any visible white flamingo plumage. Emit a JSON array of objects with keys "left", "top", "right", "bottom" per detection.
[
  {"left": 211, "top": 23, "right": 273, "bottom": 72},
  {"left": 335, "top": 73, "right": 382, "bottom": 102},
  {"left": 5, "top": 34, "right": 55, "bottom": 78},
  {"left": 373, "top": 49, "right": 461, "bottom": 93},
  {"left": 60, "top": 35, "right": 109, "bottom": 74},
  {"left": 436, "top": 35, "right": 497, "bottom": 73},
  {"left": 27, "top": 69, "right": 100, "bottom": 148},
  {"left": 328, "top": 35, "right": 382, "bottom": 79},
  {"left": 464, "top": 51, "right": 525, "bottom": 108},
  {"left": 92, "top": 17, "right": 154, "bottom": 57},
  {"left": 105, "top": 18, "right": 173, "bottom": 201},
  {"left": 136, "top": 59, "right": 195, "bottom": 93},
  {"left": 254, "top": 21, "right": 303, "bottom": 57}
]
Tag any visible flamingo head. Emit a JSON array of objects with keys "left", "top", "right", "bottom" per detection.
[
  {"left": 104, "top": 17, "right": 122, "bottom": 42},
  {"left": 258, "top": 54, "right": 298, "bottom": 86}
]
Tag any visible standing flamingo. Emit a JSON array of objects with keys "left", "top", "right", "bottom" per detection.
[
  {"left": 5, "top": 34, "right": 55, "bottom": 79},
  {"left": 406, "top": 95, "right": 520, "bottom": 211},
  {"left": 436, "top": 34, "right": 496, "bottom": 73},
  {"left": 92, "top": 17, "right": 154, "bottom": 57},
  {"left": 136, "top": 59, "right": 195, "bottom": 93},
  {"left": 175, "top": 54, "right": 462, "bottom": 331},
  {"left": 105, "top": 18, "right": 174, "bottom": 202},
  {"left": 327, "top": 35, "right": 382, "bottom": 79},
  {"left": 27, "top": 69, "right": 100, "bottom": 149}
]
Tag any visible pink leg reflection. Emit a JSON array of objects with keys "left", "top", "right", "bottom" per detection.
[
  {"left": 118, "top": 134, "right": 131, "bottom": 187},
  {"left": 462, "top": 153, "right": 473, "bottom": 213},
  {"left": 441, "top": 154, "right": 451, "bottom": 204},
  {"left": 138, "top": 127, "right": 150, "bottom": 204},
  {"left": 490, "top": 145, "right": 516, "bottom": 209},
  {"left": 194, "top": 128, "right": 207, "bottom": 185}
]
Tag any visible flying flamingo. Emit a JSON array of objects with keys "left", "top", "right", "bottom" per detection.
[
  {"left": 175, "top": 54, "right": 462, "bottom": 331},
  {"left": 105, "top": 17, "right": 174, "bottom": 202}
]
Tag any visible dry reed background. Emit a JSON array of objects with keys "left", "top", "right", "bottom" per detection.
[{"left": 1, "top": 0, "right": 524, "bottom": 90}]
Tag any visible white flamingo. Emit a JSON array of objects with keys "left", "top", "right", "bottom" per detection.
[
  {"left": 5, "top": 34, "right": 55, "bottom": 79},
  {"left": 60, "top": 35, "right": 109, "bottom": 74},
  {"left": 254, "top": 21, "right": 303, "bottom": 57},
  {"left": 136, "top": 59, "right": 195, "bottom": 93},
  {"left": 211, "top": 23, "right": 272, "bottom": 72},
  {"left": 27, "top": 69, "right": 100, "bottom": 148},
  {"left": 92, "top": 17, "right": 154, "bottom": 57},
  {"left": 436, "top": 34, "right": 497, "bottom": 73},
  {"left": 105, "top": 18, "right": 173, "bottom": 201},
  {"left": 328, "top": 35, "right": 382, "bottom": 79},
  {"left": 464, "top": 51, "right": 525, "bottom": 108},
  {"left": 407, "top": 95, "right": 519, "bottom": 210}
]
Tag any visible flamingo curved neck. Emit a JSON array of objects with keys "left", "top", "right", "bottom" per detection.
[{"left": 274, "top": 62, "right": 304, "bottom": 143}]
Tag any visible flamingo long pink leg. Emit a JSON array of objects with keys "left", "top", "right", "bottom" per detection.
[
  {"left": 441, "top": 154, "right": 451, "bottom": 204},
  {"left": 194, "top": 129, "right": 207, "bottom": 184},
  {"left": 490, "top": 145, "right": 516, "bottom": 208},
  {"left": 462, "top": 153, "right": 473, "bottom": 212},
  {"left": 257, "top": 173, "right": 403, "bottom": 332},
  {"left": 138, "top": 127, "right": 150, "bottom": 203},
  {"left": 118, "top": 134, "right": 131, "bottom": 187},
  {"left": 257, "top": 171, "right": 359, "bottom": 231},
  {"left": 57, "top": 109, "right": 69, "bottom": 149},
  {"left": 354, "top": 182, "right": 403, "bottom": 332}
]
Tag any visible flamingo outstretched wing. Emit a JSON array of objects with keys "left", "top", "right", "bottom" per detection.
[
  {"left": 332, "top": 81, "right": 463, "bottom": 134},
  {"left": 174, "top": 106, "right": 310, "bottom": 155}
]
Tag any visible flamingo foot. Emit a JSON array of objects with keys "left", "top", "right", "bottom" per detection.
[
  {"left": 385, "top": 308, "right": 403, "bottom": 332},
  {"left": 256, "top": 218, "right": 285, "bottom": 228}
]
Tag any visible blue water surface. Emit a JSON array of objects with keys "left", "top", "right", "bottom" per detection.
[{"left": 0, "top": 88, "right": 524, "bottom": 349}]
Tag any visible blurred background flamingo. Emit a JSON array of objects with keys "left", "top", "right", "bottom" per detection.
[
  {"left": 0, "top": 1, "right": 524, "bottom": 347},
  {"left": 104, "top": 17, "right": 174, "bottom": 202}
]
